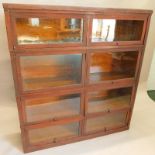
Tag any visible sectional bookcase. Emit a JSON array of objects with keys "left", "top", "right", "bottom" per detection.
[{"left": 3, "top": 3, "right": 152, "bottom": 153}]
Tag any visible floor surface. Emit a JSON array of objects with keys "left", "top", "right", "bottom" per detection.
[{"left": 0, "top": 82, "right": 155, "bottom": 155}]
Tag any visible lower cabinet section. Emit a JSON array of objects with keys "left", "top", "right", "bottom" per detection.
[
  {"left": 27, "top": 121, "right": 80, "bottom": 145},
  {"left": 20, "top": 84, "right": 132, "bottom": 152},
  {"left": 23, "top": 109, "right": 129, "bottom": 152},
  {"left": 85, "top": 111, "right": 128, "bottom": 134}
]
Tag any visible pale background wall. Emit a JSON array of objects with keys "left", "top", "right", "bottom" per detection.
[{"left": 147, "top": 50, "right": 155, "bottom": 90}]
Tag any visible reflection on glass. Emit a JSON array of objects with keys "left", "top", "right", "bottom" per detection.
[
  {"left": 88, "top": 87, "right": 132, "bottom": 114},
  {"left": 90, "top": 51, "right": 138, "bottom": 82},
  {"left": 86, "top": 111, "right": 127, "bottom": 133},
  {"left": 28, "top": 122, "right": 79, "bottom": 144},
  {"left": 20, "top": 54, "right": 82, "bottom": 91},
  {"left": 25, "top": 94, "right": 81, "bottom": 123},
  {"left": 15, "top": 18, "right": 83, "bottom": 44},
  {"left": 92, "top": 19, "right": 144, "bottom": 42}
]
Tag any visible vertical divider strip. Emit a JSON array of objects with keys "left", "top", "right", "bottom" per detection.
[{"left": 80, "top": 14, "right": 91, "bottom": 136}]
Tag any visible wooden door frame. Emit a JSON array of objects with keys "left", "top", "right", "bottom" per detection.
[
  {"left": 10, "top": 12, "right": 88, "bottom": 50},
  {"left": 87, "top": 13, "right": 148, "bottom": 46}
]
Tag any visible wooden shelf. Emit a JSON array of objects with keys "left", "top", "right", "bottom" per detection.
[
  {"left": 23, "top": 77, "right": 80, "bottom": 90},
  {"left": 90, "top": 72, "right": 133, "bottom": 82}
]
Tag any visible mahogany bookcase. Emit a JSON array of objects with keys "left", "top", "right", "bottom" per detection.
[{"left": 3, "top": 3, "right": 153, "bottom": 153}]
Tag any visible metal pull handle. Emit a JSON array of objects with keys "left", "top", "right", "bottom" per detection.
[
  {"left": 107, "top": 109, "right": 111, "bottom": 113},
  {"left": 53, "top": 138, "right": 57, "bottom": 143}
]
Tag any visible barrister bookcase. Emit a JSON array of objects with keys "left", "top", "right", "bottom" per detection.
[{"left": 3, "top": 3, "right": 152, "bottom": 153}]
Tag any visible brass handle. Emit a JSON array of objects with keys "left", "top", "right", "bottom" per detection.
[
  {"left": 53, "top": 138, "right": 57, "bottom": 143},
  {"left": 107, "top": 109, "right": 111, "bottom": 113},
  {"left": 116, "top": 42, "right": 119, "bottom": 46},
  {"left": 104, "top": 127, "right": 107, "bottom": 132},
  {"left": 53, "top": 118, "right": 57, "bottom": 121}
]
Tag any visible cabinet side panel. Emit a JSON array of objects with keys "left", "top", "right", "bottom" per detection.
[
  {"left": 4, "top": 9, "right": 27, "bottom": 151},
  {"left": 127, "top": 14, "right": 152, "bottom": 127}
]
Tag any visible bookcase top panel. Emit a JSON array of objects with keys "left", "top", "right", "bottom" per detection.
[{"left": 3, "top": 3, "right": 153, "bottom": 14}]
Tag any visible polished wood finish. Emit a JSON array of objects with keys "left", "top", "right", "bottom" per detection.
[{"left": 3, "top": 3, "right": 152, "bottom": 153}]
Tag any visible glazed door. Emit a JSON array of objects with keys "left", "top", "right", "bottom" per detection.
[
  {"left": 85, "top": 110, "right": 129, "bottom": 134},
  {"left": 86, "top": 87, "right": 133, "bottom": 115},
  {"left": 11, "top": 12, "right": 86, "bottom": 50},
  {"left": 87, "top": 48, "right": 141, "bottom": 85},
  {"left": 21, "top": 90, "right": 84, "bottom": 124},
  {"left": 15, "top": 50, "right": 85, "bottom": 93},
  {"left": 25, "top": 119, "right": 81, "bottom": 145},
  {"left": 88, "top": 14, "right": 148, "bottom": 46}
]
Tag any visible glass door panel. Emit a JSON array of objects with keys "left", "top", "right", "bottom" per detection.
[
  {"left": 15, "top": 17, "right": 83, "bottom": 45},
  {"left": 89, "top": 51, "right": 138, "bottom": 83},
  {"left": 24, "top": 93, "right": 81, "bottom": 123},
  {"left": 85, "top": 111, "right": 128, "bottom": 133},
  {"left": 87, "top": 87, "right": 132, "bottom": 114},
  {"left": 20, "top": 54, "right": 82, "bottom": 91},
  {"left": 28, "top": 122, "right": 79, "bottom": 145},
  {"left": 92, "top": 19, "right": 144, "bottom": 42}
]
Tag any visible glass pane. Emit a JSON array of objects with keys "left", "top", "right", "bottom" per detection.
[
  {"left": 15, "top": 18, "right": 83, "bottom": 45},
  {"left": 25, "top": 94, "right": 81, "bottom": 123},
  {"left": 20, "top": 54, "right": 82, "bottom": 91},
  {"left": 90, "top": 51, "right": 138, "bottom": 82},
  {"left": 86, "top": 111, "right": 127, "bottom": 133},
  {"left": 92, "top": 19, "right": 144, "bottom": 42},
  {"left": 28, "top": 122, "right": 79, "bottom": 144},
  {"left": 87, "top": 87, "right": 132, "bottom": 114}
]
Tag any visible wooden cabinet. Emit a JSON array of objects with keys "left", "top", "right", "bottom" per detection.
[{"left": 3, "top": 3, "right": 152, "bottom": 153}]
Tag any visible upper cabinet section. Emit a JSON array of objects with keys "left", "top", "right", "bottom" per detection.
[
  {"left": 3, "top": 3, "right": 152, "bottom": 50},
  {"left": 88, "top": 14, "right": 148, "bottom": 46}
]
